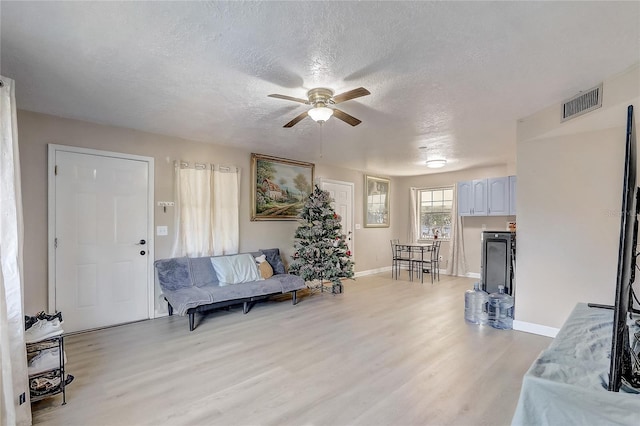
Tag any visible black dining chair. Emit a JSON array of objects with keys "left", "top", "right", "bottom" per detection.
[
  {"left": 413, "top": 240, "right": 442, "bottom": 284},
  {"left": 390, "top": 239, "right": 413, "bottom": 279}
]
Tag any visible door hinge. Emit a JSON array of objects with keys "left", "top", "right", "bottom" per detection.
[
  {"left": 55, "top": 165, "right": 58, "bottom": 176},
  {"left": 54, "top": 238, "right": 58, "bottom": 249}
]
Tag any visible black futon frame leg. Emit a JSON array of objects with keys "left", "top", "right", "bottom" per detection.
[
  {"left": 167, "top": 300, "right": 173, "bottom": 316},
  {"left": 292, "top": 290, "right": 297, "bottom": 305},
  {"left": 189, "top": 313, "right": 195, "bottom": 331}
]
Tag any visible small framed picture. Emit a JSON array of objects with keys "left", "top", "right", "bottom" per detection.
[
  {"left": 251, "top": 153, "right": 314, "bottom": 221},
  {"left": 364, "top": 175, "right": 390, "bottom": 228}
]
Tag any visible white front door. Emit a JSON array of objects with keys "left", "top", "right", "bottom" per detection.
[
  {"left": 320, "top": 179, "right": 355, "bottom": 258},
  {"left": 50, "top": 147, "right": 153, "bottom": 332}
]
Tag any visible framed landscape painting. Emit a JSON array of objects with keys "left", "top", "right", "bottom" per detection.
[
  {"left": 364, "top": 175, "right": 390, "bottom": 227},
  {"left": 251, "top": 153, "right": 314, "bottom": 221}
]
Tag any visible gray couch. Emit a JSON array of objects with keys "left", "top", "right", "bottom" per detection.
[{"left": 154, "top": 249, "right": 305, "bottom": 331}]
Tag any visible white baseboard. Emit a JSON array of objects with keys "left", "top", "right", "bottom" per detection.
[
  {"left": 513, "top": 320, "right": 559, "bottom": 338},
  {"left": 354, "top": 266, "right": 449, "bottom": 278},
  {"left": 355, "top": 266, "right": 392, "bottom": 277},
  {"left": 464, "top": 272, "right": 481, "bottom": 279}
]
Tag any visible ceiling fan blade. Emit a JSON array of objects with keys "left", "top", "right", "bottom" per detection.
[
  {"left": 284, "top": 111, "right": 309, "bottom": 128},
  {"left": 268, "top": 94, "right": 309, "bottom": 104},
  {"left": 332, "top": 87, "right": 371, "bottom": 104},
  {"left": 332, "top": 108, "right": 362, "bottom": 126}
]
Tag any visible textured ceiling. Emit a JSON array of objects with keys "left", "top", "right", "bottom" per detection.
[{"left": 1, "top": 1, "right": 639, "bottom": 176}]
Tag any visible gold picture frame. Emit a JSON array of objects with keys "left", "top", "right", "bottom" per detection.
[
  {"left": 364, "top": 175, "right": 390, "bottom": 228},
  {"left": 251, "top": 153, "right": 315, "bottom": 221}
]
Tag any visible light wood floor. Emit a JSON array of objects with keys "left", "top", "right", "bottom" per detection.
[{"left": 31, "top": 272, "right": 551, "bottom": 426}]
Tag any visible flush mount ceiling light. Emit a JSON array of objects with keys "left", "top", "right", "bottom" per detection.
[
  {"left": 426, "top": 159, "right": 447, "bottom": 168},
  {"left": 307, "top": 105, "right": 334, "bottom": 122}
]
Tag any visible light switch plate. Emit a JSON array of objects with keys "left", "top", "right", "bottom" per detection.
[
  {"left": 355, "top": 224, "right": 361, "bottom": 230},
  {"left": 157, "top": 226, "right": 168, "bottom": 236}
]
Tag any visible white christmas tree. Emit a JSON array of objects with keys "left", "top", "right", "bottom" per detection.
[{"left": 289, "top": 185, "right": 354, "bottom": 293}]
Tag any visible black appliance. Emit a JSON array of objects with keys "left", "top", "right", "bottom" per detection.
[
  {"left": 607, "top": 104, "right": 639, "bottom": 391},
  {"left": 481, "top": 231, "right": 516, "bottom": 296}
]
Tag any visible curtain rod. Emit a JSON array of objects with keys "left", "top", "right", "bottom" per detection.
[{"left": 175, "top": 161, "right": 238, "bottom": 173}]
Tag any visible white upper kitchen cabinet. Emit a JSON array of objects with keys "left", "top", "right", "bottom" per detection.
[
  {"left": 487, "top": 177, "right": 510, "bottom": 216},
  {"left": 458, "top": 179, "right": 488, "bottom": 216},
  {"left": 509, "top": 175, "right": 517, "bottom": 215},
  {"left": 458, "top": 176, "right": 516, "bottom": 216}
]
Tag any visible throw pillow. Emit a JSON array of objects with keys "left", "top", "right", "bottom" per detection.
[
  {"left": 154, "top": 257, "right": 192, "bottom": 291},
  {"left": 210, "top": 254, "right": 263, "bottom": 286},
  {"left": 189, "top": 257, "right": 219, "bottom": 287},
  {"left": 260, "top": 248, "right": 286, "bottom": 275},
  {"left": 258, "top": 261, "right": 274, "bottom": 279},
  {"left": 255, "top": 255, "right": 274, "bottom": 279}
]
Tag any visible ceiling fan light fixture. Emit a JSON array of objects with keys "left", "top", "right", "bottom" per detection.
[
  {"left": 308, "top": 106, "right": 334, "bottom": 122},
  {"left": 426, "top": 159, "right": 447, "bottom": 169},
  {"left": 270, "top": 86, "right": 369, "bottom": 127}
]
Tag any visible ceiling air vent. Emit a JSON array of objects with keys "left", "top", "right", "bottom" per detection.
[{"left": 561, "top": 83, "right": 603, "bottom": 122}]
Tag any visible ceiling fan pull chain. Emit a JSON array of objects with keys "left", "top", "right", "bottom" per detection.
[{"left": 319, "top": 121, "right": 324, "bottom": 159}]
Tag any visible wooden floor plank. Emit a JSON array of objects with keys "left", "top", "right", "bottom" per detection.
[{"left": 31, "top": 273, "right": 551, "bottom": 426}]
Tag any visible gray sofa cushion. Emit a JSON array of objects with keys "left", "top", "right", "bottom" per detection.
[
  {"left": 155, "top": 257, "right": 192, "bottom": 291},
  {"left": 163, "top": 286, "right": 213, "bottom": 316},
  {"left": 189, "top": 257, "right": 219, "bottom": 287},
  {"left": 269, "top": 273, "right": 306, "bottom": 292},
  {"left": 199, "top": 279, "right": 283, "bottom": 303},
  {"left": 260, "top": 248, "right": 286, "bottom": 274}
]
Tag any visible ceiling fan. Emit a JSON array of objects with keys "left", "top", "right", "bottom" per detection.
[{"left": 268, "top": 87, "right": 370, "bottom": 128}]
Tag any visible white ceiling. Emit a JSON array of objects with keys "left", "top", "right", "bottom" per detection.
[{"left": 1, "top": 1, "right": 639, "bottom": 176}]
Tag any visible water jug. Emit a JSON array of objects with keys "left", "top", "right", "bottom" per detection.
[
  {"left": 488, "top": 285, "right": 514, "bottom": 329},
  {"left": 464, "top": 282, "right": 488, "bottom": 325}
]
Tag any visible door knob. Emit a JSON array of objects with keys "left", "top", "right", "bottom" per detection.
[
  {"left": 136, "top": 239, "right": 146, "bottom": 245},
  {"left": 140, "top": 250, "right": 146, "bottom": 256}
]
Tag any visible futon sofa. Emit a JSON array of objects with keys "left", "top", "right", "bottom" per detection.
[{"left": 154, "top": 249, "right": 305, "bottom": 331}]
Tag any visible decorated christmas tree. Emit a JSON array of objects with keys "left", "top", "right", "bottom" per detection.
[{"left": 289, "top": 185, "right": 354, "bottom": 293}]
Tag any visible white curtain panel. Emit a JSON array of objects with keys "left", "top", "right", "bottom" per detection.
[
  {"left": 212, "top": 166, "right": 240, "bottom": 256},
  {"left": 172, "top": 162, "right": 240, "bottom": 257},
  {"left": 0, "top": 76, "right": 31, "bottom": 426},
  {"left": 408, "top": 187, "right": 418, "bottom": 242},
  {"left": 446, "top": 185, "right": 469, "bottom": 276},
  {"left": 172, "top": 164, "right": 214, "bottom": 257}
]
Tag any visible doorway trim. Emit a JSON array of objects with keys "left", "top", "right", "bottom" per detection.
[
  {"left": 47, "top": 144, "right": 156, "bottom": 320},
  {"left": 317, "top": 178, "right": 355, "bottom": 260}
]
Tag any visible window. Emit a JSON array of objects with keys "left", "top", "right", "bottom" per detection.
[{"left": 417, "top": 187, "right": 453, "bottom": 240}]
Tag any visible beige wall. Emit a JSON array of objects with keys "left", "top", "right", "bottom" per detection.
[
  {"left": 396, "top": 166, "right": 515, "bottom": 274},
  {"left": 17, "top": 110, "right": 398, "bottom": 316},
  {"left": 516, "top": 64, "right": 640, "bottom": 329}
]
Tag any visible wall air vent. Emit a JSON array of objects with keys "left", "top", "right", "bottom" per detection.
[{"left": 561, "top": 83, "right": 603, "bottom": 122}]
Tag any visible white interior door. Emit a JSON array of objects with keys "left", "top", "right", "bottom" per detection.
[
  {"left": 320, "top": 179, "right": 355, "bottom": 258},
  {"left": 50, "top": 147, "right": 153, "bottom": 332}
]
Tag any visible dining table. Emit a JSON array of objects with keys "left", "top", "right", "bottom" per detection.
[{"left": 393, "top": 242, "right": 434, "bottom": 283}]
